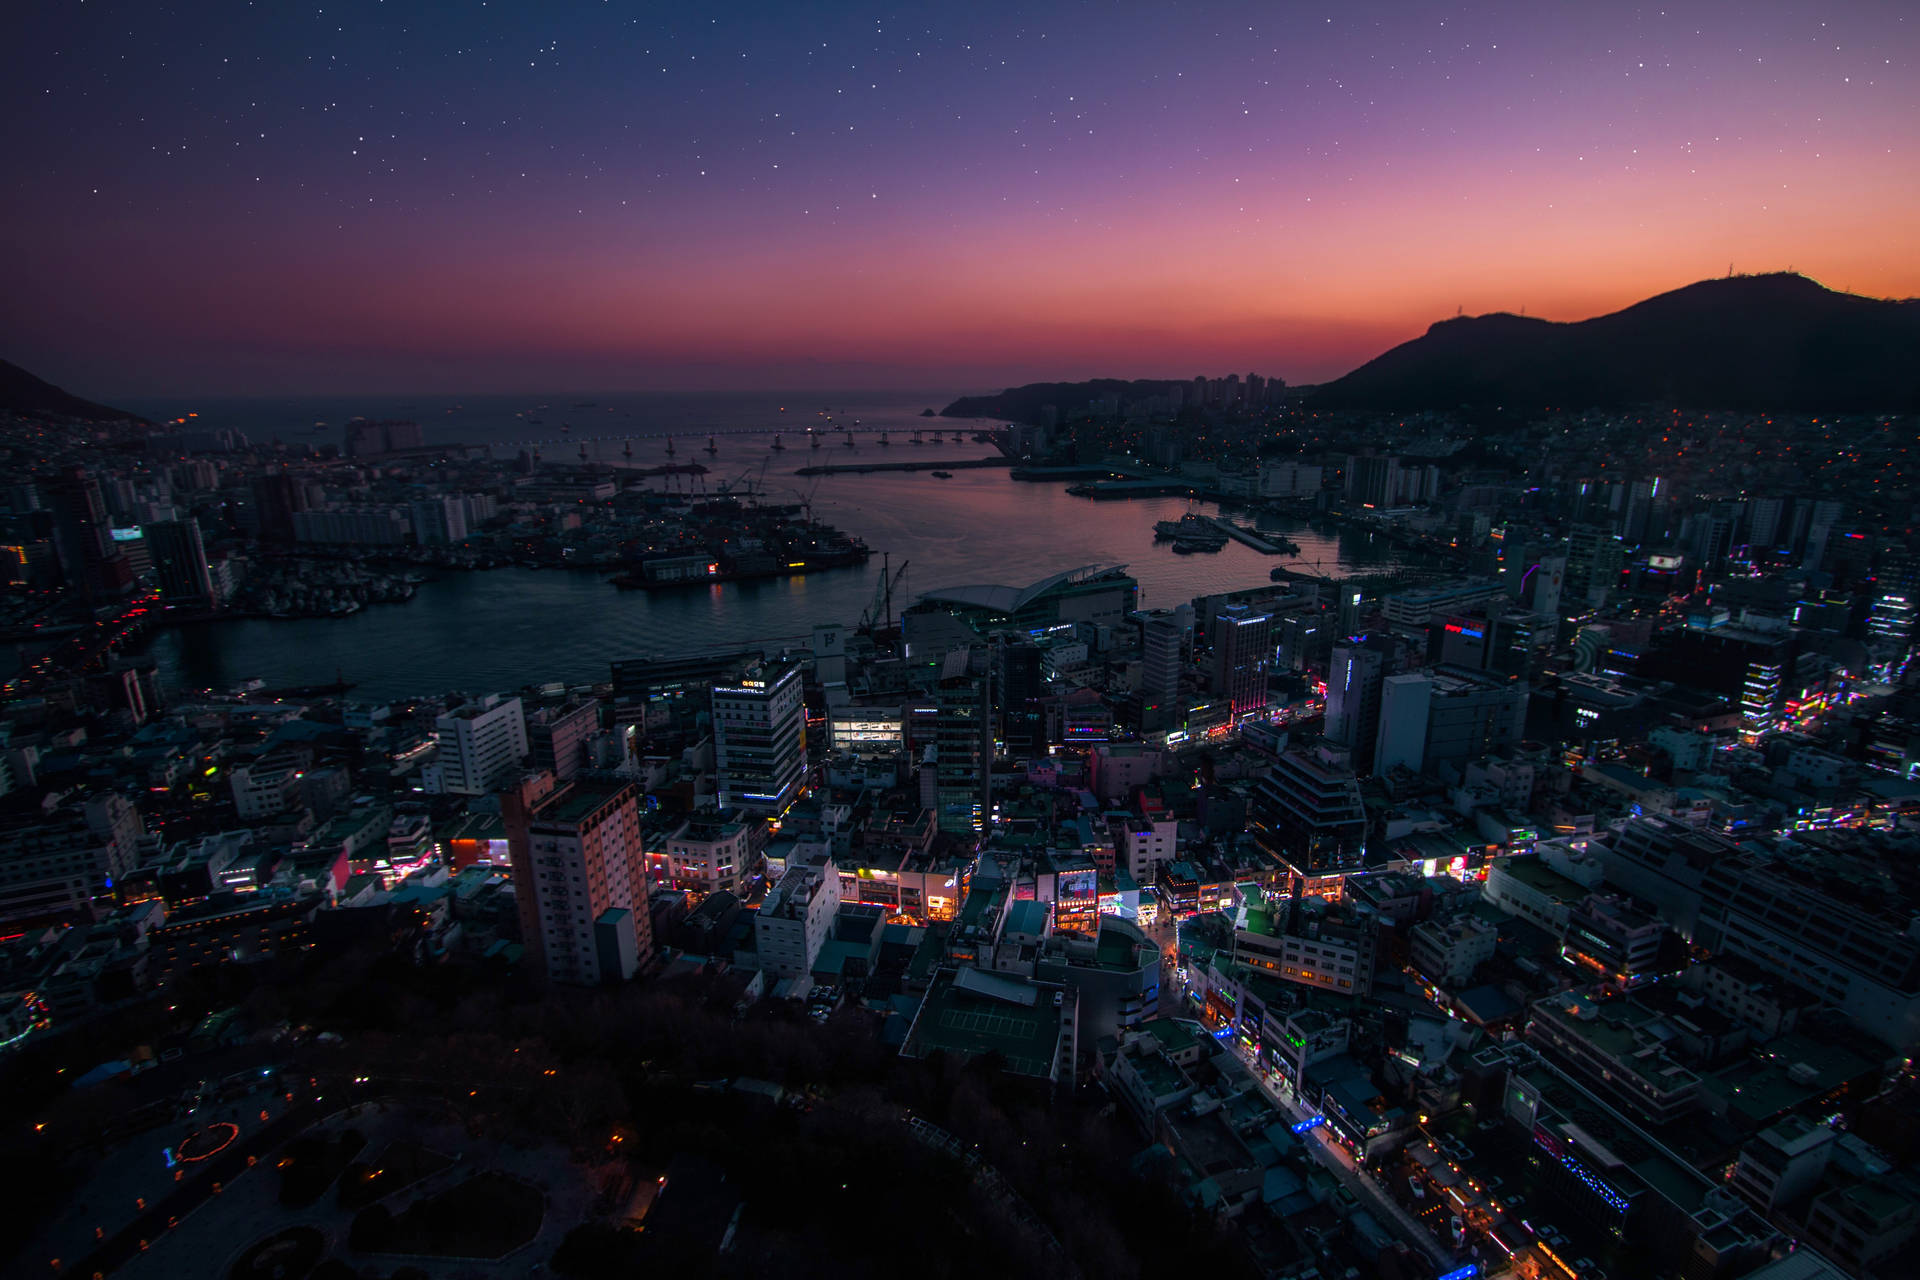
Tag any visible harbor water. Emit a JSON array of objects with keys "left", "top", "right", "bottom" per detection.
[{"left": 135, "top": 391, "right": 1417, "bottom": 698}]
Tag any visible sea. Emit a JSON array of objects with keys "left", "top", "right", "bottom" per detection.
[{"left": 127, "top": 390, "right": 1417, "bottom": 700}]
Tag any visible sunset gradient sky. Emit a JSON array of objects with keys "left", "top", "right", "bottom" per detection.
[{"left": 5, "top": 1, "right": 1916, "bottom": 396}]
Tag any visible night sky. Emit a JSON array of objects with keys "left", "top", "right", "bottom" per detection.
[{"left": 5, "top": 1, "right": 1916, "bottom": 396}]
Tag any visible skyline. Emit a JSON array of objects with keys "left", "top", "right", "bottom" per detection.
[{"left": 5, "top": 1, "right": 1918, "bottom": 397}]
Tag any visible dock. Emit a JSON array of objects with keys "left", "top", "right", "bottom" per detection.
[{"left": 1209, "top": 517, "right": 1299, "bottom": 555}]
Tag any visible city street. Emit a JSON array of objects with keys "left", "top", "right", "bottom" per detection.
[{"left": 1234, "top": 1043, "right": 1461, "bottom": 1270}]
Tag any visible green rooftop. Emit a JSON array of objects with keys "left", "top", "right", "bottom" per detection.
[{"left": 904, "top": 969, "right": 1064, "bottom": 1079}]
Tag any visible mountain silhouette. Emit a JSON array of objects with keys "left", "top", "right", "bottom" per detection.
[
  {"left": 1309, "top": 274, "right": 1920, "bottom": 412},
  {"left": 0, "top": 359, "right": 148, "bottom": 423}
]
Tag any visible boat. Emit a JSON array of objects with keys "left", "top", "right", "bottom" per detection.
[
  {"left": 705, "top": 435, "right": 718, "bottom": 455},
  {"left": 1172, "top": 537, "right": 1225, "bottom": 553},
  {"left": 665, "top": 437, "right": 676, "bottom": 457},
  {"left": 560, "top": 423, "right": 571, "bottom": 432},
  {"left": 623, "top": 440, "right": 633, "bottom": 457},
  {"left": 1155, "top": 513, "right": 1221, "bottom": 542},
  {"left": 931, "top": 470, "right": 953, "bottom": 479},
  {"left": 771, "top": 433, "right": 785, "bottom": 450},
  {"left": 878, "top": 431, "right": 889, "bottom": 446}
]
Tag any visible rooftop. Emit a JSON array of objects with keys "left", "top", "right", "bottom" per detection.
[
  {"left": 535, "top": 778, "right": 634, "bottom": 826},
  {"left": 903, "top": 967, "right": 1066, "bottom": 1078},
  {"left": 918, "top": 563, "right": 1131, "bottom": 615}
]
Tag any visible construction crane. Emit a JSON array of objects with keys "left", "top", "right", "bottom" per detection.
[{"left": 859, "top": 555, "right": 909, "bottom": 641}]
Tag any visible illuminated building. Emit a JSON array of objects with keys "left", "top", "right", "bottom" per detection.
[
  {"left": 930, "top": 648, "right": 992, "bottom": 834},
  {"left": 503, "top": 773, "right": 654, "bottom": 986},
  {"left": 610, "top": 649, "right": 759, "bottom": 738},
  {"left": 1231, "top": 894, "right": 1377, "bottom": 995},
  {"left": 661, "top": 812, "right": 755, "bottom": 896},
  {"left": 1120, "top": 817, "right": 1177, "bottom": 882},
  {"left": 1137, "top": 608, "right": 1186, "bottom": 733},
  {"left": 148, "top": 893, "right": 319, "bottom": 983},
  {"left": 713, "top": 663, "right": 807, "bottom": 817},
  {"left": 373, "top": 812, "right": 438, "bottom": 886},
  {"left": 827, "top": 704, "right": 902, "bottom": 752},
  {"left": 1382, "top": 579, "right": 1506, "bottom": 633},
  {"left": 1249, "top": 747, "right": 1367, "bottom": 896},
  {"left": 1560, "top": 893, "right": 1667, "bottom": 990},
  {"left": 1324, "top": 641, "right": 1385, "bottom": 770},
  {"left": 1210, "top": 603, "right": 1273, "bottom": 722}
]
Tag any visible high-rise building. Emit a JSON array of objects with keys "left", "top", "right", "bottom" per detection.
[
  {"left": 408, "top": 495, "right": 468, "bottom": 545},
  {"left": 249, "top": 469, "right": 307, "bottom": 543},
  {"left": 994, "top": 638, "right": 1047, "bottom": 756},
  {"left": 1210, "top": 603, "right": 1273, "bottom": 722},
  {"left": 42, "top": 468, "right": 134, "bottom": 602},
  {"left": 1373, "top": 666, "right": 1528, "bottom": 777},
  {"left": 1566, "top": 524, "right": 1625, "bottom": 604},
  {"left": 1744, "top": 497, "right": 1788, "bottom": 556},
  {"left": 1249, "top": 747, "right": 1368, "bottom": 895},
  {"left": 143, "top": 518, "right": 213, "bottom": 605},
  {"left": 1324, "top": 642, "right": 1385, "bottom": 770},
  {"left": 713, "top": 664, "right": 808, "bottom": 816},
  {"left": 932, "top": 648, "right": 994, "bottom": 834},
  {"left": 811, "top": 622, "right": 847, "bottom": 688},
  {"left": 1866, "top": 552, "right": 1917, "bottom": 660},
  {"left": 1373, "top": 673, "right": 1433, "bottom": 776},
  {"left": 1138, "top": 609, "right": 1187, "bottom": 732},
  {"left": 1345, "top": 455, "right": 1401, "bottom": 508},
  {"left": 1799, "top": 499, "right": 1845, "bottom": 570},
  {"left": 432, "top": 695, "right": 528, "bottom": 795},
  {"left": 503, "top": 773, "right": 654, "bottom": 985},
  {"left": 526, "top": 699, "right": 600, "bottom": 784}
]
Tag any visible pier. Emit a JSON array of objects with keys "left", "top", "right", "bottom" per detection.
[
  {"left": 793, "top": 456, "right": 1014, "bottom": 477},
  {"left": 1208, "top": 517, "right": 1299, "bottom": 555}
]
